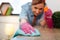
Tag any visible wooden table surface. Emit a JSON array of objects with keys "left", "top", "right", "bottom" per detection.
[{"left": 12, "top": 26, "right": 60, "bottom": 40}]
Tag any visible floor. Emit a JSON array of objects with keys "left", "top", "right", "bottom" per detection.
[{"left": 12, "top": 26, "right": 60, "bottom": 40}]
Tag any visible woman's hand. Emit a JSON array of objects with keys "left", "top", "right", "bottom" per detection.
[
  {"left": 40, "top": 20, "right": 46, "bottom": 27},
  {"left": 21, "top": 22, "right": 35, "bottom": 34}
]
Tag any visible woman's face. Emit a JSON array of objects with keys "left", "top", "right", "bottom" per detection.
[{"left": 31, "top": 3, "right": 45, "bottom": 16}]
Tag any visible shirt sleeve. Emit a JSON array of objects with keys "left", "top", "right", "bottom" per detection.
[
  {"left": 19, "top": 7, "right": 28, "bottom": 20},
  {"left": 19, "top": 6, "right": 28, "bottom": 25}
]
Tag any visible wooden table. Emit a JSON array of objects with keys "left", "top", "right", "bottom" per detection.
[{"left": 11, "top": 26, "right": 60, "bottom": 40}]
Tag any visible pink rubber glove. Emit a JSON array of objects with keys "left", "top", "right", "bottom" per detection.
[{"left": 21, "top": 22, "right": 35, "bottom": 34}]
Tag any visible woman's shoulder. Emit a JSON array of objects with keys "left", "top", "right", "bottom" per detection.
[{"left": 21, "top": 2, "right": 32, "bottom": 10}]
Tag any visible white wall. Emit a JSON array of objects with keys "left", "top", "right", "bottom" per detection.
[
  {"left": 46, "top": 0, "right": 60, "bottom": 13},
  {"left": 0, "top": 0, "right": 60, "bottom": 14}
]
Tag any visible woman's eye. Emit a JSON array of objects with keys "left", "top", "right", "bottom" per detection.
[
  {"left": 34, "top": 7, "right": 37, "bottom": 9},
  {"left": 39, "top": 8, "right": 43, "bottom": 10}
]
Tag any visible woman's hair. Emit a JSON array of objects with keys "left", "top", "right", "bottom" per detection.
[{"left": 32, "top": 0, "right": 46, "bottom": 5}]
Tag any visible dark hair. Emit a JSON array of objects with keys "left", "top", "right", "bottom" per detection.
[{"left": 32, "top": 0, "right": 46, "bottom": 5}]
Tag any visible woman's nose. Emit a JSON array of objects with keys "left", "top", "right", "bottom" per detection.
[{"left": 36, "top": 9, "right": 40, "bottom": 14}]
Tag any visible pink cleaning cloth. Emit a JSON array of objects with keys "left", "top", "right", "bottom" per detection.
[
  {"left": 44, "top": 9, "right": 53, "bottom": 28},
  {"left": 21, "top": 22, "right": 35, "bottom": 34}
]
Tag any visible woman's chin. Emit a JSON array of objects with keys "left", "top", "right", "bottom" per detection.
[
  {"left": 36, "top": 14, "right": 39, "bottom": 16},
  {"left": 34, "top": 14, "right": 39, "bottom": 16}
]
